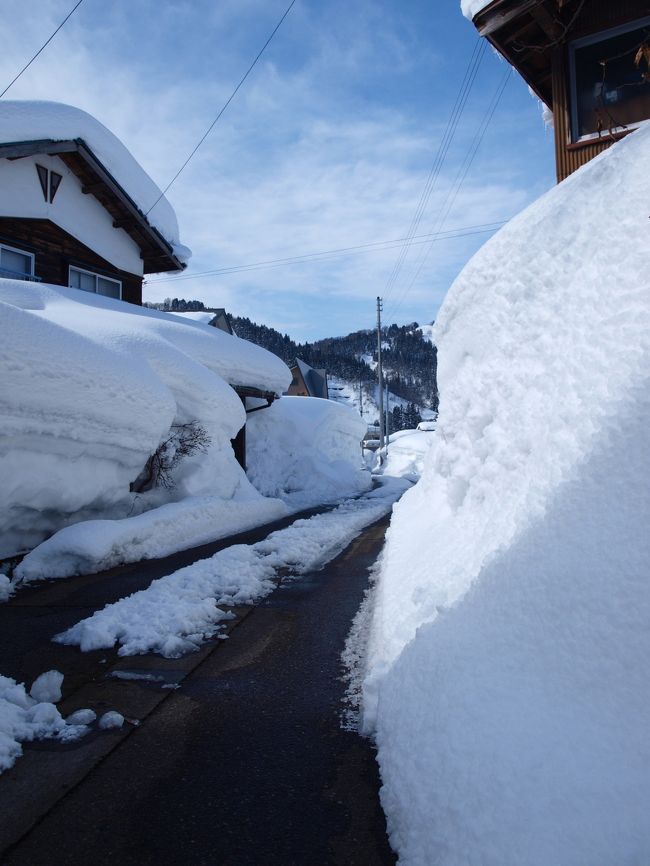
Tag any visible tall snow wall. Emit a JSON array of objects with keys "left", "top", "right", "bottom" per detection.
[{"left": 364, "top": 124, "right": 650, "bottom": 864}]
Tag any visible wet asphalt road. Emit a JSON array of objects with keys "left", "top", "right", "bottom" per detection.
[
  {"left": 0, "top": 502, "right": 340, "bottom": 693},
  {"left": 3, "top": 515, "right": 395, "bottom": 866}
]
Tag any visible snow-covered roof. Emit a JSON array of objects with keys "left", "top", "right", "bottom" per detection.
[
  {"left": 169, "top": 311, "right": 220, "bottom": 325},
  {"left": 460, "top": 0, "right": 492, "bottom": 21},
  {"left": 294, "top": 358, "right": 328, "bottom": 399},
  {"left": 0, "top": 101, "right": 191, "bottom": 265}
]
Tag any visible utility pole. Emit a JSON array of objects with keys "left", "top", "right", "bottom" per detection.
[
  {"left": 359, "top": 378, "right": 363, "bottom": 417},
  {"left": 376, "top": 297, "right": 384, "bottom": 449},
  {"left": 385, "top": 380, "right": 390, "bottom": 443}
]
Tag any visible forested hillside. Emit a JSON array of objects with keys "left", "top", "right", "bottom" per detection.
[
  {"left": 145, "top": 299, "right": 438, "bottom": 414},
  {"left": 234, "top": 316, "right": 439, "bottom": 412}
]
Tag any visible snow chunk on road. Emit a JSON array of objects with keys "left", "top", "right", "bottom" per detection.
[
  {"left": 364, "top": 124, "right": 650, "bottom": 864},
  {"left": 0, "top": 672, "right": 88, "bottom": 773},
  {"left": 246, "top": 396, "right": 371, "bottom": 508},
  {"left": 29, "top": 670, "right": 63, "bottom": 704},
  {"left": 98, "top": 711, "right": 124, "bottom": 731},
  {"left": 66, "top": 709, "right": 96, "bottom": 726},
  {"left": 57, "top": 482, "right": 408, "bottom": 659}
]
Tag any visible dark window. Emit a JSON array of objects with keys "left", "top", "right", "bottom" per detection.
[
  {"left": 69, "top": 266, "right": 121, "bottom": 299},
  {"left": 570, "top": 19, "right": 650, "bottom": 140},
  {"left": 35, "top": 164, "right": 63, "bottom": 203},
  {"left": 0, "top": 243, "right": 36, "bottom": 281}
]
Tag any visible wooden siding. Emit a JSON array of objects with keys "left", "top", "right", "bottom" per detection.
[
  {"left": 0, "top": 217, "right": 143, "bottom": 304},
  {"left": 550, "top": 46, "right": 620, "bottom": 182},
  {"left": 477, "top": 0, "right": 650, "bottom": 183}
]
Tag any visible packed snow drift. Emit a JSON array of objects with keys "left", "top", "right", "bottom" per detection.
[
  {"left": 0, "top": 280, "right": 290, "bottom": 568},
  {"left": 246, "top": 396, "right": 371, "bottom": 507},
  {"left": 363, "top": 125, "right": 650, "bottom": 864}
]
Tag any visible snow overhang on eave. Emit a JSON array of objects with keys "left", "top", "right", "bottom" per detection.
[
  {"left": 0, "top": 138, "right": 186, "bottom": 274},
  {"left": 471, "top": 0, "right": 555, "bottom": 108}
]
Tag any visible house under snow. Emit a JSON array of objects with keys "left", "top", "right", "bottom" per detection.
[{"left": 0, "top": 101, "right": 190, "bottom": 304}]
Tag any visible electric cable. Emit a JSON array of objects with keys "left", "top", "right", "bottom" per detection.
[
  {"left": 1, "top": 0, "right": 86, "bottom": 98},
  {"left": 145, "top": 220, "right": 509, "bottom": 286},
  {"left": 381, "top": 38, "right": 487, "bottom": 309},
  {"left": 385, "top": 67, "right": 511, "bottom": 322},
  {"left": 146, "top": 0, "right": 297, "bottom": 216}
]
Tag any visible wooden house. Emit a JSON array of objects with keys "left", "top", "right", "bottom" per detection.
[
  {"left": 466, "top": 0, "right": 650, "bottom": 181},
  {"left": 0, "top": 102, "right": 187, "bottom": 304},
  {"left": 287, "top": 358, "right": 329, "bottom": 399}
]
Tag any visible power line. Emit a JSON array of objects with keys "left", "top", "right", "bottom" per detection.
[
  {"left": 381, "top": 38, "right": 487, "bottom": 308},
  {"left": 0, "top": 0, "right": 86, "bottom": 98},
  {"left": 146, "top": 0, "right": 297, "bottom": 217},
  {"left": 385, "top": 67, "right": 511, "bottom": 322},
  {"left": 145, "top": 220, "right": 509, "bottom": 286}
]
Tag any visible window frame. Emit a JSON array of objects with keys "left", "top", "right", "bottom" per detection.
[
  {"left": 68, "top": 265, "right": 122, "bottom": 300},
  {"left": 569, "top": 16, "right": 650, "bottom": 143},
  {"left": 0, "top": 242, "right": 36, "bottom": 279}
]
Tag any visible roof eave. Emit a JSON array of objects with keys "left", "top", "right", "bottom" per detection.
[{"left": 0, "top": 137, "right": 185, "bottom": 274}]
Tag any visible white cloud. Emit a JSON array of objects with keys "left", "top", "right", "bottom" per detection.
[{"left": 1, "top": 0, "right": 553, "bottom": 339}]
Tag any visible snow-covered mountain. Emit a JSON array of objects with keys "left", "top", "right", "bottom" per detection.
[{"left": 145, "top": 303, "right": 440, "bottom": 428}]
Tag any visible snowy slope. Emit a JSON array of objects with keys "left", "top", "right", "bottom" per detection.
[
  {"left": 0, "top": 101, "right": 190, "bottom": 262},
  {"left": 328, "top": 377, "right": 436, "bottom": 428},
  {"left": 364, "top": 124, "right": 650, "bottom": 864},
  {"left": 0, "top": 281, "right": 290, "bottom": 558}
]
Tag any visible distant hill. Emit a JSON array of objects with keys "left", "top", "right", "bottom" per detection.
[
  {"left": 144, "top": 298, "right": 438, "bottom": 424},
  {"left": 231, "top": 316, "right": 438, "bottom": 416}
]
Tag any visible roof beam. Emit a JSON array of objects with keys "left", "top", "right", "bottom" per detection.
[{"left": 0, "top": 139, "right": 78, "bottom": 160}]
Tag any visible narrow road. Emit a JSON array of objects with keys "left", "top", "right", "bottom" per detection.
[
  {"left": 0, "top": 501, "right": 342, "bottom": 691},
  {"left": 2, "top": 516, "right": 395, "bottom": 865}
]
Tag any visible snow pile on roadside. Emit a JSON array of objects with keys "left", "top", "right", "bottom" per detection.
[
  {"left": 16, "top": 493, "right": 287, "bottom": 582},
  {"left": 364, "top": 125, "right": 650, "bottom": 864},
  {"left": 0, "top": 100, "right": 189, "bottom": 260},
  {"left": 380, "top": 429, "right": 434, "bottom": 482},
  {"left": 246, "top": 396, "right": 371, "bottom": 508},
  {"left": 0, "top": 671, "right": 90, "bottom": 773},
  {"left": 0, "top": 280, "right": 290, "bottom": 561},
  {"left": 57, "top": 480, "right": 409, "bottom": 659}
]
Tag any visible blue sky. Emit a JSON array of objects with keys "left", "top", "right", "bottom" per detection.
[{"left": 2, "top": 0, "right": 556, "bottom": 340}]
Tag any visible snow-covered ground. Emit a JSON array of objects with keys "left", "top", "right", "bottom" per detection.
[
  {"left": 246, "top": 395, "right": 371, "bottom": 509},
  {"left": 56, "top": 478, "right": 409, "bottom": 659},
  {"left": 362, "top": 124, "right": 650, "bottom": 864}
]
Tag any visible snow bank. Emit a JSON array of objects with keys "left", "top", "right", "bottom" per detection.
[
  {"left": 0, "top": 672, "right": 89, "bottom": 773},
  {"left": 0, "top": 280, "right": 291, "bottom": 559},
  {"left": 364, "top": 125, "right": 650, "bottom": 864},
  {"left": 381, "top": 430, "right": 434, "bottom": 482},
  {"left": 246, "top": 396, "right": 371, "bottom": 508},
  {"left": 17, "top": 494, "right": 287, "bottom": 581},
  {"left": 0, "top": 100, "right": 189, "bottom": 261},
  {"left": 57, "top": 481, "right": 408, "bottom": 659}
]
